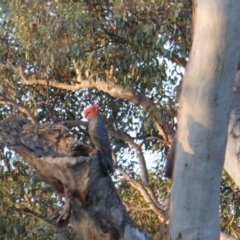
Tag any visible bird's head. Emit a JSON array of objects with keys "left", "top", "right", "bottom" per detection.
[{"left": 83, "top": 104, "right": 99, "bottom": 119}]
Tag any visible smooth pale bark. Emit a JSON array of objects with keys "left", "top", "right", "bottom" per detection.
[
  {"left": 224, "top": 69, "right": 240, "bottom": 189},
  {"left": 169, "top": 1, "right": 240, "bottom": 239},
  {"left": 220, "top": 231, "right": 238, "bottom": 240}
]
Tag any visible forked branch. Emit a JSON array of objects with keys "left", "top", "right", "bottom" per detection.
[{"left": 0, "top": 117, "right": 151, "bottom": 240}]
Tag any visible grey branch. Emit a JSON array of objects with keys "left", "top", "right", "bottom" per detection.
[
  {"left": 0, "top": 97, "right": 36, "bottom": 123},
  {"left": 0, "top": 117, "right": 151, "bottom": 240},
  {"left": 62, "top": 119, "right": 162, "bottom": 215}
]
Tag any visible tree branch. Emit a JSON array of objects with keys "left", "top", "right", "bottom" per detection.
[
  {"left": 123, "top": 202, "right": 152, "bottom": 212},
  {"left": 62, "top": 120, "right": 150, "bottom": 188},
  {"left": 110, "top": 130, "right": 161, "bottom": 207},
  {"left": 62, "top": 119, "right": 162, "bottom": 212},
  {"left": 155, "top": 48, "right": 187, "bottom": 68},
  {"left": 139, "top": 136, "right": 166, "bottom": 147},
  {"left": 102, "top": 30, "right": 187, "bottom": 68},
  {"left": 0, "top": 117, "right": 151, "bottom": 240},
  {"left": 17, "top": 65, "right": 169, "bottom": 142},
  {"left": 0, "top": 98, "right": 36, "bottom": 123},
  {"left": 61, "top": 119, "right": 87, "bottom": 128},
  {"left": 117, "top": 168, "right": 163, "bottom": 221},
  {"left": 19, "top": 65, "right": 153, "bottom": 108},
  {"left": 220, "top": 231, "right": 239, "bottom": 240},
  {"left": 14, "top": 207, "right": 55, "bottom": 227},
  {"left": 0, "top": 63, "right": 17, "bottom": 71},
  {"left": 108, "top": 130, "right": 150, "bottom": 186}
]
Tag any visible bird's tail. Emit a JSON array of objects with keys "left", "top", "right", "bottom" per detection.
[{"left": 101, "top": 157, "right": 114, "bottom": 175}]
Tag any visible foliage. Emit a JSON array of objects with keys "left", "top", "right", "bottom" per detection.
[
  {"left": 220, "top": 171, "right": 240, "bottom": 237},
  {"left": 0, "top": 0, "right": 239, "bottom": 239},
  {"left": 0, "top": 151, "right": 78, "bottom": 239}
]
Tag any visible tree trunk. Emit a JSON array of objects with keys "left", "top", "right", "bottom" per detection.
[
  {"left": 169, "top": 0, "right": 240, "bottom": 239},
  {"left": 224, "top": 69, "right": 240, "bottom": 189},
  {"left": 0, "top": 118, "right": 151, "bottom": 240},
  {"left": 220, "top": 231, "right": 239, "bottom": 240}
]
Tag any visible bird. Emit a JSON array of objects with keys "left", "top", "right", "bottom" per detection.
[{"left": 83, "top": 104, "right": 114, "bottom": 175}]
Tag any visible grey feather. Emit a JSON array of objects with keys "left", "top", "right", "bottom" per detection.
[{"left": 88, "top": 113, "right": 114, "bottom": 175}]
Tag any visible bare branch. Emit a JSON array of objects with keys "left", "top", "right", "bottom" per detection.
[
  {"left": 62, "top": 120, "right": 150, "bottom": 187},
  {"left": 62, "top": 119, "right": 161, "bottom": 210},
  {"left": 123, "top": 202, "right": 152, "bottom": 212},
  {"left": 109, "top": 130, "right": 150, "bottom": 185},
  {"left": 155, "top": 48, "right": 187, "bottom": 68},
  {"left": 19, "top": 65, "right": 153, "bottom": 108},
  {"left": 117, "top": 168, "right": 163, "bottom": 221},
  {"left": 0, "top": 63, "right": 17, "bottom": 71},
  {"left": 88, "top": 119, "right": 151, "bottom": 188},
  {"left": 17, "top": 65, "right": 169, "bottom": 141},
  {"left": 0, "top": 98, "right": 36, "bottom": 123},
  {"left": 61, "top": 119, "right": 87, "bottom": 128},
  {"left": 220, "top": 231, "right": 239, "bottom": 240},
  {"left": 139, "top": 136, "right": 166, "bottom": 148},
  {"left": 108, "top": 130, "right": 161, "bottom": 208},
  {"left": 15, "top": 207, "right": 55, "bottom": 227},
  {"left": 102, "top": 30, "right": 187, "bottom": 68},
  {"left": 0, "top": 117, "right": 151, "bottom": 240}
]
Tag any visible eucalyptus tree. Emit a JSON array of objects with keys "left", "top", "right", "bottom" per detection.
[{"left": 0, "top": 0, "right": 240, "bottom": 239}]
